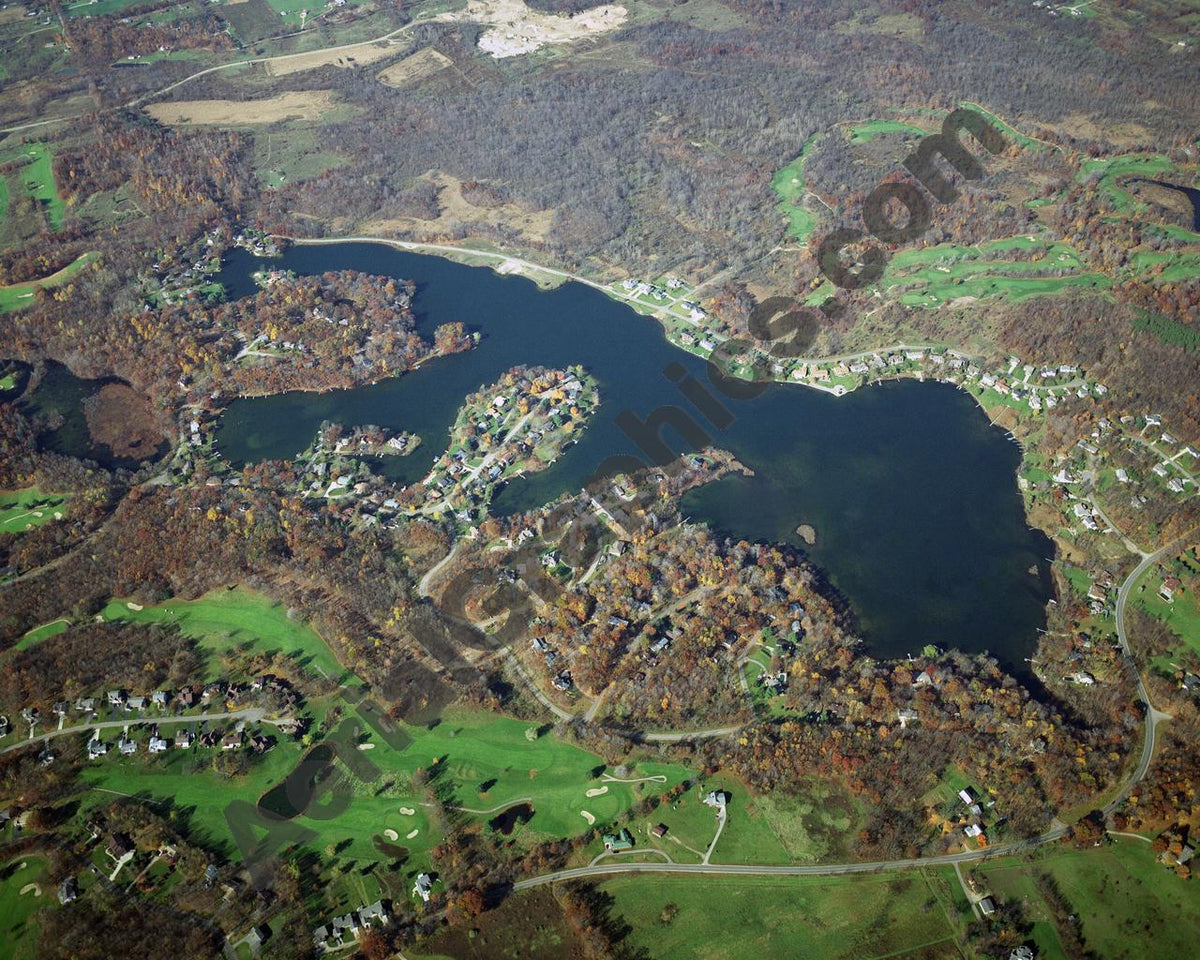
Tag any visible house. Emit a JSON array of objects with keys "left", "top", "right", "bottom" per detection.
[
  {"left": 358, "top": 900, "right": 389, "bottom": 928},
  {"left": 1160, "top": 577, "right": 1182, "bottom": 602},
  {"left": 57, "top": 878, "right": 79, "bottom": 905},
  {"left": 152, "top": 691, "right": 169, "bottom": 708},
  {"left": 38, "top": 742, "right": 55, "bottom": 765},
  {"left": 107, "top": 690, "right": 126, "bottom": 707},
  {"left": 175, "top": 730, "right": 194, "bottom": 749},
  {"left": 53, "top": 701, "right": 68, "bottom": 718},
  {"left": 703, "top": 790, "right": 728, "bottom": 809},
  {"left": 914, "top": 667, "right": 943, "bottom": 689},
  {"left": 88, "top": 739, "right": 108, "bottom": 760},
  {"left": 897, "top": 708, "right": 919, "bottom": 729},
  {"left": 964, "top": 823, "right": 984, "bottom": 838},
  {"left": 148, "top": 736, "right": 169, "bottom": 753},
  {"left": 0, "top": 716, "right": 7, "bottom": 737},
  {"left": 119, "top": 736, "right": 137, "bottom": 755},
  {"left": 603, "top": 829, "right": 634, "bottom": 852},
  {"left": 413, "top": 873, "right": 434, "bottom": 902},
  {"left": 222, "top": 733, "right": 243, "bottom": 751},
  {"left": 246, "top": 925, "right": 270, "bottom": 952},
  {"left": 651, "top": 823, "right": 669, "bottom": 838},
  {"left": 978, "top": 896, "right": 997, "bottom": 916},
  {"left": 75, "top": 698, "right": 97, "bottom": 714},
  {"left": 958, "top": 787, "right": 977, "bottom": 805},
  {"left": 108, "top": 834, "right": 133, "bottom": 861},
  {"left": 1009, "top": 947, "right": 1035, "bottom": 960}
]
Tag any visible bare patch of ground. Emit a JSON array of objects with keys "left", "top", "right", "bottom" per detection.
[
  {"left": 436, "top": 0, "right": 627, "bottom": 59},
  {"left": 363, "top": 172, "right": 555, "bottom": 245},
  {"left": 83, "top": 383, "right": 166, "bottom": 460},
  {"left": 267, "top": 41, "right": 398, "bottom": 77},
  {"left": 377, "top": 47, "right": 454, "bottom": 88},
  {"left": 1061, "top": 114, "right": 1153, "bottom": 148},
  {"left": 146, "top": 91, "right": 338, "bottom": 126}
]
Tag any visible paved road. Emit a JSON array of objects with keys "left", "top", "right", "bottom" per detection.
[
  {"left": 1101, "top": 526, "right": 1197, "bottom": 815},
  {"left": 1, "top": 708, "right": 265, "bottom": 755},
  {"left": 511, "top": 525, "right": 1200, "bottom": 890},
  {"left": 512, "top": 828, "right": 1070, "bottom": 890}
]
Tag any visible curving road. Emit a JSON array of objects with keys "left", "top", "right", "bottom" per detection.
[
  {"left": 1101, "top": 526, "right": 1197, "bottom": 814},
  {"left": 512, "top": 524, "right": 1200, "bottom": 890}
]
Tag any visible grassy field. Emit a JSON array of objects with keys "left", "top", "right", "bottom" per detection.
[
  {"left": 0, "top": 251, "right": 98, "bottom": 313},
  {"left": 1133, "top": 569, "right": 1200, "bottom": 656},
  {"left": 848, "top": 119, "right": 927, "bottom": 142},
  {"left": 265, "top": 0, "right": 331, "bottom": 27},
  {"left": 979, "top": 839, "right": 1200, "bottom": 960},
  {"left": 12, "top": 618, "right": 71, "bottom": 654},
  {"left": 99, "top": 586, "right": 353, "bottom": 684},
  {"left": 881, "top": 236, "right": 1108, "bottom": 307},
  {"left": 770, "top": 134, "right": 819, "bottom": 242},
  {"left": 600, "top": 870, "right": 964, "bottom": 960},
  {"left": 82, "top": 705, "right": 692, "bottom": 879},
  {"left": 0, "top": 855, "right": 49, "bottom": 960},
  {"left": 252, "top": 127, "right": 350, "bottom": 189},
  {"left": 0, "top": 142, "right": 64, "bottom": 231},
  {"left": 0, "top": 488, "right": 67, "bottom": 535}
]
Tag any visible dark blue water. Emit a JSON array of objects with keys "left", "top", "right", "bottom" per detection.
[{"left": 214, "top": 243, "right": 1053, "bottom": 665}]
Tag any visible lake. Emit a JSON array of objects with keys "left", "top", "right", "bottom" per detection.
[{"left": 214, "top": 242, "right": 1053, "bottom": 667}]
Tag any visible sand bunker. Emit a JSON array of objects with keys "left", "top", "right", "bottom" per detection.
[
  {"left": 19, "top": 883, "right": 41, "bottom": 897},
  {"left": 399, "top": 806, "right": 415, "bottom": 815},
  {"left": 384, "top": 828, "right": 399, "bottom": 841},
  {"left": 406, "top": 829, "right": 420, "bottom": 839},
  {"left": 126, "top": 601, "right": 143, "bottom": 611},
  {"left": 585, "top": 786, "right": 609, "bottom": 798},
  {"left": 580, "top": 810, "right": 595, "bottom": 825},
  {"left": 437, "top": 0, "right": 626, "bottom": 59},
  {"left": 358, "top": 743, "right": 375, "bottom": 750}
]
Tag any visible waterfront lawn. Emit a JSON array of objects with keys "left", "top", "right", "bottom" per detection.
[
  {"left": 99, "top": 586, "right": 353, "bottom": 684},
  {"left": 0, "top": 855, "right": 49, "bottom": 960},
  {"left": 600, "top": 870, "right": 963, "bottom": 960},
  {"left": 979, "top": 839, "right": 1200, "bottom": 960},
  {"left": 0, "top": 488, "right": 68, "bottom": 534}
]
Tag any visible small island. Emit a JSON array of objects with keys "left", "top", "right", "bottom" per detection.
[{"left": 408, "top": 364, "right": 599, "bottom": 522}]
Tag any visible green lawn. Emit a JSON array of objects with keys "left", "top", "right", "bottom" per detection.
[
  {"left": 0, "top": 373, "right": 17, "bottom": 392},
  {"left": 0, "top": 252, "right": 98, "bottom": 314},
  {"left": 770, "top": 134, "right": 819, "bottom": 242},
  {"left": 1133, "top": 572, "right": 1200, "bottom": 656},
  {"left": 0, "top": 855, "right": 49, "bottom": 960},
  {"left": 82, "top": 706, "right": 692, "bottom": 877},
  {"left": 0, "top": 488, "right": 68, "bottom": 535},
  {"left": 12, "top": 618, "right": 71, "bottom": 654},
  {"left": 264, "top": 0, "right": 330, "bottom": 26},
  {"left": 979, "top": 839, "right": 1200, "bottom": 960},
  {"left": 0, "top": 143, "right": 64, "bottom": 231},
  {"left": 600, "top": 870, "right": 963, "bottom": 960},
  {"left": 99, "top": 586, "right": 353, "bottom": 684}
]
